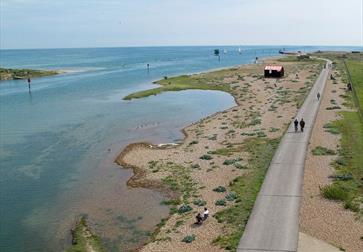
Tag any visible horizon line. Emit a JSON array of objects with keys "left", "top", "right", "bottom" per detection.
[{"left": 1, "top": 44, "right": 362, "bottom": 51}]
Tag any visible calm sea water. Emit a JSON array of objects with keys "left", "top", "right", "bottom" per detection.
[{"left": 0, "top": 45, "right": 360, "bottom": 251}]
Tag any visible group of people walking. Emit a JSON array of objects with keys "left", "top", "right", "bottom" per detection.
[{"left": 294, "top": 118, "right": 305, "bottom": 132}]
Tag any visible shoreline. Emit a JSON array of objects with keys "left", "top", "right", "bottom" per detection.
[{"left": 114, "top": 55, "right": 326, "bottom": 251}]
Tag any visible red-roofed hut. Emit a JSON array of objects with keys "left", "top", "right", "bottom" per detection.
[{"left": 264, "top": 65, "right": 284, "bottom": 78}]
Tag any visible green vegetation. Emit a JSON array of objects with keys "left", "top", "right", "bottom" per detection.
[
  {"left": 312, "top": 146, "right": 336, "bottom": 155},
  {"left": 178, "top": 204, "right": 193, "bottom": 214},
  {"left": 323, "top": 122, "right": 340, "bottom": 135},
  {"left": 223, "top": 158, "right": 242, "bottom": 166},
  {"left": 213, "top": 186, "right": 227, "bottom": 193},
  {"left": 225, "top": 192, "right": 238, "bottom": 201},
  {"left": 318, "top": 54, "right": 363, "bottom": 216},
  {"left": 182, "top": 234, "right": 196, "bottom": 243},
  {"left": 124, "top": 74, "right": 230, "bottom": 100},
  {"left": 160, "top": 162, "right": 197, "bottom": 202},
  {"left": 215, "top": 199, "right": 227, "bottom": 206},
  {"left": 200, "top": 154, "right": 213, "bottom": 160},
  {"left": 321, "top": 111, "right": 363, "bottom": 214},
  {"left": 67, "top": 217, "right": 105, "bottom": 252},
  {"left": 277, "top": 56, "right": 322, "bottom": 63},
  {"left": 346, "top": 60, "right": 363, "bottom": 109},
  {"left": 0, "top": 67, "right": 58, "bottom": 81},
  {"left": 213, "top": 138, "right": 279, "bottom": 251},
  {"left": 321, "top": 184, "right": 349, "bottom": 201},
  {"left": 193, "top": 199, "right": 207, "bottom": 206}
]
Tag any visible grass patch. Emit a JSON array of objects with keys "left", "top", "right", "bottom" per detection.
[
  {"left": 321, "top": 184, "right": 349, "bottom": 201},
  {"left": 323, "top": 122, "right": 340, "bottom": 135},
  {"left": 124, "top": 74, "right": 230, "bottom": 100},
  {"left": 160, "top": 162, "right": 197, "bottom": 202},
  {"left": 346, "top": 60, "right": 363, "bottom": 108},
  {"left": 212, "top": 138, "right": 279, "bottom": 251},
  {"left": 312, "top": 146, "right": 336, "bottom": 155},
  {"left": 67, "top": 217, "right": 105, "bottom": 252},
  {"left": 0, "top": 67, "right": 59, "bottom": 80},
  {"left": 322, "top": 111, "right": 363, "bottom": 214}
]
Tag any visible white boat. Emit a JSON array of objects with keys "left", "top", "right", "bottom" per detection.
[
  {"left": 223, "top": 49, "right": 227, "bottom": 54},
  {"left": 238, "top": 47, "right": 242, "bottom": 54}
]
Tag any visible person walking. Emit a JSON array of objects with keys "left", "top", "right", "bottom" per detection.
[
  {"left": 294, "top": 119, "right": 299, "bottom": 132},
  {"left": 317, "top": 92, "right": 320, "bottom": 101},
  {"left": 300, "top": 119, "right": 305, "bottom": 132},
  {"left": 202, "top": 207, "right": 209, "bottom": 221}
]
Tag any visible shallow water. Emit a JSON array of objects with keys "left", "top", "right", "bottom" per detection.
[{"left": 0, "top": 45, "right": 360, "bottom": 251}]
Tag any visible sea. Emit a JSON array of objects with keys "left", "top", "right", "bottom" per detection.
[{"left": 0, "top": 45, "right": 360, "bottom": 251}]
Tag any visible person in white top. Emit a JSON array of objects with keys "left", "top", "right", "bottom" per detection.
[{"left": 202, "top": 207, "right": 209, "bottom": 221}]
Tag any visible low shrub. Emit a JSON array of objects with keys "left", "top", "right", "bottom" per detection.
[
  {"left": 215, "top": 199, "right": 227, "bottom": 206},
  {"left": 193, "top": 199, "right": 207, "bottom": 206},
  {"left": 178, "top": 204, "right": 193, "bottom": 214},
  {"left": 213, "top": 186, "right": 226, "bottom": 193},
  {"left": 200, "top": 155, "right": 213, "bottom": 160},
  {"left": 182, "top": 234, "right": 196, "bottom": 243},
  {"left": 225, "top": 192, "right": 238, "bottom": 201},
  {"left": 321, "top": 184, "right": 349, "bottom": 201}
]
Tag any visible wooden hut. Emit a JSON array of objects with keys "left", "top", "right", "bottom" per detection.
[{"left": 264, "top": 65, "right": 284, "bottom": 78}]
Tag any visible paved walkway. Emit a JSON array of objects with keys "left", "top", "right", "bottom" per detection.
[{"left": 237, "top": 60, "right": 331, "bottom": 252}]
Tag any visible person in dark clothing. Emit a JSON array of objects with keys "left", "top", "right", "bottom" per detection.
[
  {"left": 300, "top": 119, "right": 305, "bottom": 132},
  {"left": 317, "top": 92, "right": 320, "bottom": 101},
  {"left": 195, "top": 213, "right": 203, "bottom": 225},
  {"left": 294, "top": 119, "right": 299, "bottom": 132}
]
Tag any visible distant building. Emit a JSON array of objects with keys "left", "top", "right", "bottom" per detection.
[{"left": 264, "top": 65, "right": 284, "bottom": 78}]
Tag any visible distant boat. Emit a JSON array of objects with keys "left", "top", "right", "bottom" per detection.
[
  {"left": 238, "top": 48, "right": 242, "bottom": 54},
  {"left": 223, "top": 49, "right": 227, "bottom": 54}
]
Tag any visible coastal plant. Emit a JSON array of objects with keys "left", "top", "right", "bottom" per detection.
[
  {"left": 223, "top": 158, "right": 241, "bottom": 165},
  {"left": 175, "top": 220, "right": 184, "bottom": 228},
  {"left": 181, "top": 234, "right": 196, "bottom": 243},
  {"left": 178, "top": 204, "right": 193, "bottom": 214},
  {"left": 269, "top": 127, "right": 279, "bottom": 132},
  {"left": 193, "top": 199, "right": 207, "bottom": 206},
  {"left": 320, "top": 184, "right": 349, "bottom": 201},
  {"left": 213, "top": 186, "right": 226, "bottom": 193},
  {"left": 199, "top": 154, "right": 213, "bottom": 160},
  {"left": 233, "top": 162, "right": 247, "bottom": 169},
  {"left": 215, "top": 199, "right": 227, "bottom": 206},
  {"left": 328, "top": 173, "right": 353, "bottom": 181},
  {"left": 312, "top": 146, "right": 336, "bottom": 155},
  {"left": 161, "top": 163, "right": 197, "bottom": 201},
  {"left": 256, "top": 131, "right": 267, "bottom": 138},
  {"left": 225, "top": 192, "right": 238, "bottom": 201}
]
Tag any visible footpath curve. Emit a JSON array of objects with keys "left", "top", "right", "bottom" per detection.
[{"left": 237, "top": 59, "right": 332, "bottom": 252}]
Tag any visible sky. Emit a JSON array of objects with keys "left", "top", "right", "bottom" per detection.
[{"left": 0, "top": 0, "right": 362, "bottom": 49}]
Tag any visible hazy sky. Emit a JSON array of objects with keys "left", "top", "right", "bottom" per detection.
[{"left": 1, "top": 0, "right": 362, "bottom": 49}]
